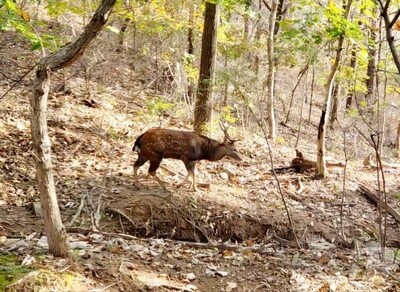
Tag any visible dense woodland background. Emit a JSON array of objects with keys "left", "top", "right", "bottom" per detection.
[{"left": 0, "top": 0, "right": 400, "bottom": 291}]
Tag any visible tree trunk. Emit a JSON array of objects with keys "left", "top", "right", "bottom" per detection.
[
  {"left": 284, "top": 66, "right": 308, "bottom": 124},
  {"left": 378, "top": 2, "right": 400, "bottom": 74},
  {"left": 118, "top": 18, "right": 129, "bottom": 49},
  {"left": 308, "top": 67, "right": 315, "bottom": 124},
  {"left": 31, "top": 0, "right": 116, "bottom": 257},
  {"left": 396, "top": 120, "right": 400, "bottom": 158},
  {"left": 265, "top": 1, "right": 278, "bottom": 140},
  {"left": 345, "top": 45, "right": 357, "bottom": 109},
  {"left": 365, "top": 7, "right": 378, "bottom": 104},
  {"left": 316, "top": 0, "right": 352, "bottom": 178},
  {"left": 194, "top": 2, "right": 219, "bottom": 134},
  {"left": 329, "top": 83, "right": 340, "bottom": 129},
  {"left": 187, "top": 2, "right": 195, "bottom": 104},
  {"left": 273, "top": 0, "right": 288, "bottom": 36}
]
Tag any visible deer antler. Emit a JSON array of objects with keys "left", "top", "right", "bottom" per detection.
[{"left": 219, "top": 121, "right": 240, "bottom": 144}]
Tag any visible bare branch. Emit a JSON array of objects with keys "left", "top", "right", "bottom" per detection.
[{"left": 389, "top": 9, "right": 400, "bottom": 28}]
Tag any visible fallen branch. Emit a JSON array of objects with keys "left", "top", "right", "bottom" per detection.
[
  {"left": 273, "top": 149, "right": 345, "bottom": 173},
  {"left": 292, "top": 149, "right": 345, "bottom": 171},
  {"left": 65, "top": 228, "right": 280, "bottom": 253},
  {"left": 357, "top": 183, "right": 400, "bottom": 223},
  {"left": 67, "top": 193, "right": 87, "bottom": 227},
  {"left": 106, "top": 207, "right": 137, "bottom": 228}
]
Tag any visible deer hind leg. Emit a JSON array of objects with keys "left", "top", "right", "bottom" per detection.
[
  {"left": 134, "top": 155, "right": 148, "bottom": 189},
  {"left": 178, "top": 160, "right": 197, "bottom": 191},
  {"left": 148, "top": 158, "right": 167, "bottom": 190}
]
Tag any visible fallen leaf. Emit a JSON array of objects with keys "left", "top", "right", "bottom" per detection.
[{"left": 222, "top": 250, "right": 233, "bottom": 257}]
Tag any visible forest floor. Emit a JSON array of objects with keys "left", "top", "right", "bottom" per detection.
[{"left": 1, "top": 32, "right": 400, "bottom": 291}]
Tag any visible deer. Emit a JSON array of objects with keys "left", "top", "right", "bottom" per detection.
[{"left": 132, "top": 123, "right": 241, "bottom": 191}]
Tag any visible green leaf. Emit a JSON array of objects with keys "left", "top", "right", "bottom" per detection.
[
  {"left": 106, "top": 25, "right": 120, "bottom": 34},
  {"left": 31, "top": 40, "right": 42, "bottom": 51}
]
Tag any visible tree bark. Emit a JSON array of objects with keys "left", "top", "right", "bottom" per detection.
[
  {"left": 266, "top": 1, "right": 278, "bottom": 140},
  {"left": 273, "top": 0, "right": 288, "bottom": 36},
  {"left": 316, "top": 0, "right": 352, "bottom": 178},
  {"left": 396, "top": 120, "right": 400, "bottom": 158},
  {"left": 31, "top": 0, "right": 116, "bottom": 257},
  {"left": 329, "top": 83, "right": 340, "bottom": 129},
  {"left": 345, "top": 45, "right": 357, "bottom": 109},
  {"left": 186, "top": 3, "right": 195, "bottom": 103},
  {"left": 194, "top": 2, "right": 219, "bottom": 134},
  {"left": 378, "top": 1, "right": 400, "bottom": 74},
  {"left": 365, "top": 7, "right": 378, "bottom": 104}
]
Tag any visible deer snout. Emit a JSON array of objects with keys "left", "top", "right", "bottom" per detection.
[{"left": 230, "top": 150, "right": 242, "bottom": 161}]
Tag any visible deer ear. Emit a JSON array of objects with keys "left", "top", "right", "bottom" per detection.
[{"left": 223, "top": 140, "right": 234, "bottom": 146}]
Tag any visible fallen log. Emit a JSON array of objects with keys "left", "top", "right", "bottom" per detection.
[
  {"left": 357, "top": 183, "right": 400, "bottom": 223},
  {"left": 273, "top": 149, "right": 345, "bottom": 173}
]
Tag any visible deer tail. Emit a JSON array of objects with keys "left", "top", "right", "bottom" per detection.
[{"left": 133, "top": 133, "right": 145, "bottom": 152}]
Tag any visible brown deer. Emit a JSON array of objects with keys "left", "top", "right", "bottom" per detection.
[{"left": 132, "top": 123, "right": 241, "bottom": 191}]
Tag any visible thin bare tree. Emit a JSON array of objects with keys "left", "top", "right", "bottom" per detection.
[
  {"left": 316, "top": 0, "right": 353, "bottom": 178},
  {"left": 31, "top": 0, "right": 117, "bottom": 256}
]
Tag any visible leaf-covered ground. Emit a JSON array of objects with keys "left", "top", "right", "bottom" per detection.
[{"left": 1, "top": 31, "right": 400, "bottom": 291}]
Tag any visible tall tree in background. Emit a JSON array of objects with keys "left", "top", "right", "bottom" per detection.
[
  {"left": 31, "top": 0, "right": 116, "bottom": 256},
  {"left": 316, "top": 0, "right": 353, "bottom": 178},
  {"left": 187, "top": 3, "right": 195, "bottom": 102},
  {"left": 262, "top": 0, "right": 288, "bottom": 139},
  {"left": 345, "top": 45, "right": 357, "bottom": 109},
  {"left": 365, "top": 5, "right": 378, "bottom": 103},
  {"left": 194, "top": 1, "right": 219, "bottom": 134},
  {"left": 265, "top": 1, "right": 278, "bottom": 140}
]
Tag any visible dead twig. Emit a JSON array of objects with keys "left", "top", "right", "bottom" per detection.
[
  {"left": 67, "top": 193, "right": 87, "bottom": 227},
  {"left": 106, "top": 207, "right": 138, "bottom": 229},
  {"left": 0, "top": 64, "right": 37, "bottom": 101}
]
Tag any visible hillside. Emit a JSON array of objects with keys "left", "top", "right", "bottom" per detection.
[{"left": 1, "top": 1, "right": 400, "bottom": 290}]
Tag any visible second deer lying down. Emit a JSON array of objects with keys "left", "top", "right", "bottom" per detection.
[{"left": 132, "top": 124, "right": 241, "bottom": 191}]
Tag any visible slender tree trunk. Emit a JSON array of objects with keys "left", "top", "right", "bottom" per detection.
[
  {"left": 365, "top": 7, "right": 378, "bottom": 104},
  {"left": 329, "top": 83, "right": 340, "bottom": 129},
  {"left": 194, "top": 2, "right": 219, "bottom": 134},
  {"left": 266, "top": 1, "right": 278, "bottom": 140},
  {"left": 284, "top": 66, "right": 308, "bottom": 124},
  {"left": 396, "top": 120, "right": 400, "bottom": 157},
  {"left": 378, "top": 2, "right": 400, "bottom": 74},
  {"left": 118, "top": 18, "right": 129, "bottom": 48},
  {"left": 317, "top": 0, "right": 352, "bottom": 178},
  {"left": 294, "top": 70, "right": 308, "bottom": 148},
  {"left": 273, "top": 0, "right": 288, "bottom": 35},
  {"left": 31, "top": 0, "right": 116, "bottom": 257},
  {"left": 32, "top": 67, "right": 69, "bottom": 257},
  {"left": 346, "top": 45, "right": 357, "bottom": 109},
  {"left": 187, "top": 3, "right": 195, "bottom": 103},
  {"left": 308, "top": 67, "right": 315, "bottom": 124},
  {"left": 223, "top": 55, "right": 228, "bottom": 106}
]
